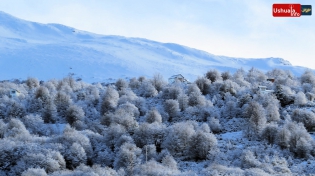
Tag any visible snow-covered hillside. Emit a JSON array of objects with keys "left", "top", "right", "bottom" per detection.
[{"left": 0, "top": 11, "right": 309, "bottom": 83}]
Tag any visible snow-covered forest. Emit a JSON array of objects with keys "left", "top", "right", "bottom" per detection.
[{"left": 1, "top": 68, "right": 315, "bottom": 175}]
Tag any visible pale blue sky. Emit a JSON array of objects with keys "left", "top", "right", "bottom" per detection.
[{"left": 0, "top": 0, "right": 314, "bottom": 69}]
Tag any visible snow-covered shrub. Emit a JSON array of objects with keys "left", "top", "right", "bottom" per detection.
[
  {"left": 118, "top": 88, "right": 138, "bottom": 103},
  {"left": 0, "top": 119, "right": 6, "bottom": 138},
  {"left": 195, "top": 77, "right": 211, "bottom": 95},
  {"left": 232, "top": 68, "right": 250, "bottom": 88},
  {"left": 44, "top": 81, "right": 57, "bottom": 94},
  {"left": 276, "top": 127, "right": 291, "bottom": 149},
  {"left": 133, "top": 97, "right": 147, "bottom": 116},
  {"left": 187, "top": 83, "right": 201, "bottom": 95},
  {"left": 117, "top": 102, "right": 140, "bottom": 118},
  {"left": 61, "top": 76, "right": 81, "bottom": 92},
  {"left": 246, "top": 67, "right": 267, "bottom": 84},
  {"left": 139, "top": 80, "right": 158, "bottom": 97},
  {"left": 82, "top": 130, "right": 114, "bottom": 167},
  {"left": 206, "top": 69, "right": 221, "bottom": 83},
  {"left": 21, "top": 114, "right": 45, "bottom": 135},
  {"left": 189, "top": 130, "right": 218, "bottom": 160},
  {"left": 114, "top": 142, "right": 142, "bottom": 175},
  {"left": 306, "top": 91, "right": 315, "bottom": 101},
  {"left": 243, "top": 101, "right": 266, "bottom": 139},
  {"left": 208, "top": 117, "right": 222, "bottom": 133},
  {"left": 54, "top": 91, "right": 72, "bottom": 118},
  {"left": 42, "top": 99, "right": 58, "bottom": 123},
  {"left": 133, "top": 122, "right": 165, "bottom": 148},
  {"left": 65, "top": 105, "right": 85, "bottom": 127},
  {"left": 301, "top": 69, "right": 315, "bottom": 85},
  {"left": 219, "top": 80, "right": 239, "bottom": 96},
  {"left": 275, "top": 85, "right": 294, "bottom": 107},
  {"left": 115, "top": 134, "right": 135, "bottom": 151},
  {"left": 22, "top": 168, "right": 47, "bottom": 176},
  {"left": 241, "top": 150, "right": 261, "bottom": 169},
  {"left": 182, "top": 106, "right": 212, "bottom": 122},
  {"left": 105, "top": 103, "right": 139, "bottom": 131},
  {"left": 53, "top": 125, "right": 93, "bottom": 162},
  {"left": 14, "top": 150, "right": 66, "bottom": 174},
  {"left": 35, "top": 86, "right": 50, "bottom": 101},
  {"left": 261, "top": 123, "right": 278, "bottom": 144},
  {"left": 164, "top": 99, "right": 180, "bottom": 121},
  {"left": 135, "top": 159, "right": 179, "bottom": 176},
  {"left": 142, "top": 144, "right": 157, "bottom": 162},
  {"left": 151, "top": 74, "right": 167, "bottom": 92},
  {"left": 177, "top": 93, "right": 189, "bottom": 111},
  {"left": 162, "top": 84, "right": 183, "bottom": 100},
  {"left": 291, "top": 109, "right": 315, "bottom": 130},
  {"left": 7, "top": 101, "right": 26, "bottom": 119},
  {"left": 115, "top": 78, "right": 129, "bottom": 91},
  {"left": 66, "top": 143, "right": 87, "bottom": 169},
  {"left": 222, "top": 100, "right": 237, "bottom": 119},
  {"left": 145, "top": 109, "right": 162, "bottom": 123},
  {"left": 265, "top": 104, "right": 280, "bottom": 122},
  {"left": 238, "top": 93, "right": 253, "bottom": 108},
  {"left": 162, "top": 121, "right": 197, "bottom": 157},
  {"left": 105, "top": 124, "right": 127, "bottom": 149},
  {"left": 284, "top": 121, "right": 313, "bottom": 157},
  {"left": 294, "top": 91, "right": 307, "bottom": 106},
  {"left": 4, "top": 118, "right": 30, "bottom": 140},
  {"left": 221, "top": 71, "right": 231, "bottom": 81},
  {"left": 188, "top": 91, "right": 206, "bottom": 107},
  {"left": 100, "top": 86, "right": 119, "bottom": 115},
  {"left": 129, "top": 77, "right": 141, "bottom": 90},
  {"left": 202, "top": 164, "right": 244, "bottom": 176},
  {"left": 26, "top": 77, "right": 40, "bottom": 89}
]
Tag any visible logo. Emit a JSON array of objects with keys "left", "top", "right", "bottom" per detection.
[
  {"left": 273, "top": 4, "right": 301, "bottom": 17},
  {"left": 301, "top": 5, "right": 312, "bottom": 15},
  {"left": 272, "top": 4, "right": 312, "bottom": 17}
]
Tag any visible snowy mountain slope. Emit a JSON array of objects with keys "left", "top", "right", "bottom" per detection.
[{"left": 0, "top": 11, "right": 310, "bottom": 83}]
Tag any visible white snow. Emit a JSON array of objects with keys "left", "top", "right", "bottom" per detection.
[
  {"left": 0, "top": 11, "right": 311, "bottom": 83},
  {"left": 221, "top": 131, "right": 243, "bottom": 140}
]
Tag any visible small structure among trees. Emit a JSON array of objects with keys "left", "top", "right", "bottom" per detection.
[
  {"left": 257, "top": 86, "right": 274, "bottom": 94},
  {"left": 168, "top": 74, "right": 190, "bottom": 84},
  {"left": 9, "top": 89, "right": 21, "bottom": 98},
  {"left": 267, "top": 78, "right": 275, "bottom": 83}
]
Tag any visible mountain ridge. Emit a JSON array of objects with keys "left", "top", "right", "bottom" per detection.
[{"left": 0, "top": 11, "right": 309, "bottom": 83}]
